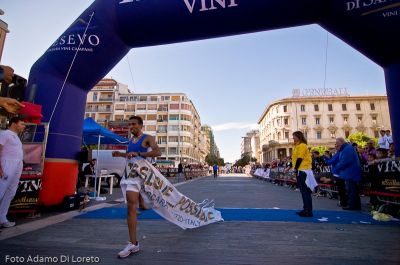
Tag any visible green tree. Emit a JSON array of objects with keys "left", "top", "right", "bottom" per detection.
[
  {"left": 347, "top": 132, "right": 372, "bottom": 148},
  {"left": 234, "top": 153, "right": 251, "bottom": 167},
  {"left": 310, "top": 146, "right": 328, "bottom": 155},
  {"left": 206, "top": 154, "right": 225, "bottom": 166}
]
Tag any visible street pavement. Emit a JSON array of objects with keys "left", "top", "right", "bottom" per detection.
[{"left": 0, "top": 175, "right": 399, "bottom": 265}]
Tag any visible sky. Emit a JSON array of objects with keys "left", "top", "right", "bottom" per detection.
[{"left": 1, "top": 1, "right": 386, "bottom": 163}]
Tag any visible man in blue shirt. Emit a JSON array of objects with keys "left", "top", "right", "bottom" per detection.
[
  {"left": 213, "top": 164, "right": 219, "bottom": 178},
  {"left": 112, "top": 115, "right": 161, "bottom": 258},
  {"left": 334, "top": 138, "right": 362, "bottom": 210}
]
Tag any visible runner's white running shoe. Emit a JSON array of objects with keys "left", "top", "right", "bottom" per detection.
[
  {"left": 117, "top": 242, "right": 140, "bottom": 258},
  {"left": 1, "top": 221, "right": 16, "bottom": 228}
]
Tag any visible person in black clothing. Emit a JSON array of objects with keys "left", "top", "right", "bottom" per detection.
[
  {"left": 177, "top": 163, "right": 184, "bottom": 180},
  {"left": 312, "top": 150, "right": 325, "bottom": 173},
  {"left": 83, "top": 159, "right": 96, "bottom": 175},
  {"left": 83, "top": 159, "right": 107, "bottom": 194}
]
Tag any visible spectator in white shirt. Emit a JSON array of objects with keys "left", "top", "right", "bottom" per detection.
[
  {"left": 0, "top": 117, "right": 26, "bottom": 228},
  {"left": 385, "top": 130, "right": 393, "bottom": 145},
  {"left": 378, "top": 130, "right": 389, "bottom": 150}
]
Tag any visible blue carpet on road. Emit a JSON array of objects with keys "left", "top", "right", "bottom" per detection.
[{"left": 75, "top": 208, "right": 399, "bottom": 225}]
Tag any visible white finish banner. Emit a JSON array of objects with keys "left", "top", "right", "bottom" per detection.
[{"left": 126, "top": 158, "right": 223, "bottom": 229}]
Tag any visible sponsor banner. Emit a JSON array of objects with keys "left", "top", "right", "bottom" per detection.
[
  {"left": 9, "top": 174, "right": 42, "bottom": 211},
  {"left": 366, "top": 160, "right": 400, "bottom": 194},
  {"left": 126, "top": 158, "right": 223, "bottom": 229}
]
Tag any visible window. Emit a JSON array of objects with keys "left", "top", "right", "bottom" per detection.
[
  {"left": 168, "top": 147, "right": 177, "bottom": 155},
  {"left": 169, "top": 136, "right": 179, "bottom": 142},
  {"left": 157, "top": 125, "right": 167, "bottom": 133},
  {"left": 146, "top": 125, "right": 156, "bottom": 131},
  {"left": 158, "top": 104, "right": 168, "bottom": 111},
  {"left": 314, "top": 104, "right": 319, "bottom": 111},
  {"left": 170, "top": 103, "right": 180, "bottom": 110},
  {"left": 157, "top": 115, "right": 168, "bottom": 122},
  {"left": 159, "top": 147, "right": 166, "bottom": 155},
  {"left": 301, "top": 117, "right": 307, "bottom": 125},
  {"left": 181, "top": 114, "right": 191, "bottom": 121},
  {"left": 139, "top": 96, "right": 147, "bottom": 101},
  {"left": 284, "top": 118, "right": 288, "bottom": 125},
  {"left": 329, "top": 117, "right": 334, "bottom": 124},
  {"left": 301, "top": 105, "right": 305, "bottom": 112},
  {"left": 316, "top": 132, "right": 322, "bottom": 139},
  {"left": 283, "top": 105, "right": 287, "bottom": 112},
  {"left": 357, "top": 115, "right": 362, "bottom": 123},
  {"left": 370, "top": 103, "right": 375, "bottom": 110},
  {"left": 169, "top": 114, "right": 179, "bottom": 120},
  {"left": 343, "top": 116, "right": 348, "bottom": 123},
  {"left": 147, "top": 104, "right": 157, "bottom": 110},
  {"left": 285, "top": 131, "right": 289, "bottom": 139},
  {"left": 146, "top": 114, "right": 157, "bottom": 120},
  {"left": 315, "top": 118, "right": 320, "bottom": 125},
  {"left": 342, "top": 104, "right": 347, "bottom": 111},
  {"left": 181, "top": 104, "right": 191, "bottom": 111},
  {"left": 328, "top": 104, "right": 333, "bottom": 111},
  {"left": 137, "top": 104, "right": 146, "bottom": 110},
  {"left": 126, "top": 104, "right": 135, "bottom": 111},
  {"left": 356, "top": 103, "right": 361, "bottom": 111},
  {"left": 374, "top": 130, "right": 379, "bottom": 138},
  {"left": 168, "top": 125, "right": 179, "bottom": 131},
  {"left": 93, "top": 92, "right": 98, "bottom": 101},
  {"left": 114, "top": 115, "right": 124, "bottom": 121},
  {"left": 115, "top": 104, "right": 125, "bottom": 110},
  {"left": 330, "top": 131, "right": 336, "bottom": 139},
  {"left": 150, "top": 96, "right": 158, "bottom": 102},
  {"left": 372, "top": 116, "right": 377, "bottom": 125},
  {"left": 345, "top": 130, "right": 350, "bottom": 138},
  {"left": 171, "top": 96, "right": 180, "bottom": 101},
  {"left": 161, "top": 96, "right": 170, "bottom": 101}
]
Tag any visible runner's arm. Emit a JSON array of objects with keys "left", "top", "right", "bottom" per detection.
[{"left": 141, "top": 135, "right": 161, "bottom": 158}]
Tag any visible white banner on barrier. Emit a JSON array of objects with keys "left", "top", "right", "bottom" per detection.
[{"left": 126, "top": 158, "right": 223, "bottom": 229}]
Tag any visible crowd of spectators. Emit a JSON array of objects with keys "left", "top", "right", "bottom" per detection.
[{"left": 252, "top": 134, "right": 397, "bottom": 212}]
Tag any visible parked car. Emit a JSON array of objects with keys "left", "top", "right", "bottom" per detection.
[{"left": 90, "top": 150, "right": 127, "bottom": 188}]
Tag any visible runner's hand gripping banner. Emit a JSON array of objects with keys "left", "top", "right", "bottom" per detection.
[{"left": 126, "top": 157, "right": 223, "bottom": 229}]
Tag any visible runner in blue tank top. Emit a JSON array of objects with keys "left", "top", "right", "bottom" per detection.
[{"left": 112, "top": 116, "right": 161, "bottom": 258}]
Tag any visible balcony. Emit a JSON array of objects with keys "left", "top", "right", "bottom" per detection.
[
  {"left": 98, "top": 97, "right": 113, "bottom": 102},
  {"left": 97, "top": 108, "right": 112, "bottom": 113}
]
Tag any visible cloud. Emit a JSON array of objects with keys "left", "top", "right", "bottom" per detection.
[{"left": 211, "top": 122, "right": 259, "bottom": 132}]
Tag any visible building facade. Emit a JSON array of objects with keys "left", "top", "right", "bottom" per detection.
[
  {"left": 0, "top": 10, "right": 9, "bottom": 61},
  {"left": 241, "top": 130, "right": 260, "bottom": 162},
  {"left": 258, "top": 94, "right": 391, "bottom": 164},
  {"left": 201, "top": 125, "right": 220, "bottom": 158},
  {"left": 85, "top": 79, "right": 211, "bottom": 165}
]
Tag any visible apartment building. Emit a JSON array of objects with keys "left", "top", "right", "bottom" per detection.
[
  {"left": 201, "top": 125, "right": 220, "bottom": 158},
  {"left": 85, "top": 79, "right": 211, "bottom": 165},
  {"left": 240, "top": 130, "right": 260, "bottom": 162},
  {"left": 258, "top": 92, "right": 391, "bottom": 163}
]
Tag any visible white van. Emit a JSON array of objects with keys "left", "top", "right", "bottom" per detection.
[{"left": 90, "top": 150, "right": 127, "bottom": 187}]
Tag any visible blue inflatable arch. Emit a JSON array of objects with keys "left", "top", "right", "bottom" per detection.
[{"left": 27, "top": 0, "right": 400, "bottom": 205}]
